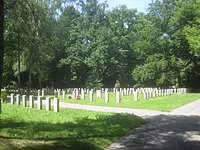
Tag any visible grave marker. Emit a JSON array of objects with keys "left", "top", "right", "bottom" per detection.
[
  {"left": 134, "top": 90, "right": 138, "bottom": 101},
  {"left": 116, "top": 91, "right": 120, "bottom": 103},
  {"left": 29, "top": 95, "right": 34, "bottom": 108},
  {"left": 38, "top": 96, "right": 42, "bottom": 110},
  {"left": 16, "top": 94, "right": 20, "bottom": 106},
  {"left": 22, "top": 95, "right": 26, "bottom": 107},
  {"left": 10, "top": 93, "right": 14, "bottom": 105},
  {"left": 54, "top": 98, "right": 59, "bottom": 112},
  {"left": 46, "top": 97, "right": 51, "bottom": 111},
  {"left": 90, "top": 90, "right": 93, "bottom": 102}
]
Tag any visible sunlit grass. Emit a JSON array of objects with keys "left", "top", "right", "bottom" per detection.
[
  {"left": 56, "top": 93, "right": 200, "bottom": 112},
  {"left": 0, "top": 104, "right": 144, "bottom": 150}
]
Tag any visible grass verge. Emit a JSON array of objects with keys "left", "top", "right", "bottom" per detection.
[
  {"left": 0, "top": 104, "right": 144, "bottom": 150},
  {"left": 58, "top": 93, "right": 200, "bottom": 112}
]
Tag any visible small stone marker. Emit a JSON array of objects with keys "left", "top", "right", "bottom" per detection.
[
  {"left": 105, "top": 91, "right": 109, "bottom": 102},
  {"left": 54, "top": 98, "right": 59, "bottom": 112},
  {"left": 62, "top": 90, "right": 66, "bottom": 99},
  {"left": 72, "top": 90, "right": 76, "bottom": 99},
  {"left": 10, "top": 93, "right": 14, "bottom": 105},
  {"left": 42, "top": 89, "right": 45, "bottom": 97},
  {"left": 58, "top": 89, "right": 61, "bottom": 97},
  {"left": 90, "top": 90, "right": 93, "bottom": 102},
  {"left": 134, "top": 90, "right": 138, "bottom": 101},
  {"left": 144, "top": 92, "right": 147, "bottom": 99},
  {"left": 22, "top": 95, "right": 26, "bottom": 107},
  {"left": 81, "top": 89, "right": 85, "bottom": 99},
  {"left": 75, "top": 89, "right": 79, "bottom": 99},
  {"left": 37, "top": 96, "right": 42, "bottom": 110},
  {"left": 46, "top": 97, "right": 51, "bottom": 111},
  {"left": 16, "top": 94, "right": 20, "bottom": 106},
  {"left": 29, "top": 95, "right": 34, "bottom": 108},
  {"left": 38, "top": 90, "right": 40, "bottom": 96},
  {"left": 96, "top": 90, "right": 102, "bottom": 98},
  {"left": 116, "top": 91, "right": 120, "bottom": 103}
]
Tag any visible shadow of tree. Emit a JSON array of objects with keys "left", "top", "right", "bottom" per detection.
[
  {"left": 0, "top": 113, "right": 144, "bottom": 150},
  {"left": 108, "top": 115, "right": 200, "bottom": 150}
]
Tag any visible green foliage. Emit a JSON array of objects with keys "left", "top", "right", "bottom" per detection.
[
  {"left": 0, "top": 90, "right": 7, "bottom": 101},
  {"left": 3, "top": 0, "right": 200, "bottom": 88}
]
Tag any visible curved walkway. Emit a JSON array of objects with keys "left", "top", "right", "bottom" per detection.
[{"left": 59, "top": 99, "right": 200, "bottom": 150}]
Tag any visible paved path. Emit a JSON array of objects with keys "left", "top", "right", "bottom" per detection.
[
  {"left": 59, "top": 102, "right": 170, "bottom": 117},
  {"left": 57, "top": 99, "right": 200, "bottom": 150},
  {"left": 106, "top": 99, "right": 200, "bottom": 150}
]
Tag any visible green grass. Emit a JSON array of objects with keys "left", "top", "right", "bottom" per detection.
[
  {"left": 0, "top": 104, "right": 144, "bottom": 150},
  {"left": 56, "top": 93, "right": 200, "bottom": 112}
]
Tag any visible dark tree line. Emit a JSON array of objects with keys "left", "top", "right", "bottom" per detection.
[{"left": 3, "top": 0, "right": 200, "bottom": 89}]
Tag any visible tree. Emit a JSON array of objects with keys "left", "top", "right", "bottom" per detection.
[{"left": 0, "top": 0, "right": 4, "bottom": 113}]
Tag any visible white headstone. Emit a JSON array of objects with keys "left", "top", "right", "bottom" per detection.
[
  {"left": 57, "top": 89, "right": 61, "bottom": 97},
  {"left": 81, "top": 89, "right": 85, "bottom": 99},
  {"left": 29, "top": 95, "right": 34, "bottom": 108},
  {"left": 72, "top": 90, "right": 76, "bottom": 99},
  {"left": 10, "top": 93, "right": 14, "bottom": 105},
  {"left": 75, "top": 89, "right": 79, "bottom": 99},
  {"left": 134, "top": 90, "right": 138, "bottom": 101},
  {"left": 105, "top": 91, "right": 109, "bottom": 102},
  {"left": 96, "top": 90, "right": 102, "bottom": 98},
  {"left": 22, "top": 95, "right": 26, "bottom": 107},
  {"left": 16, "top": 94, "right": 20, "bottom": 106},
  {"left": 42, "top": 89, "right": 45, "bottom": 97},
  {"left": 90, "top": 90, "right": 93, "bottom": 102},
  {"left": 37, "top": 96, "right": 42, "bottom": 110},
  {"left": 54, "top": 98, "right": 59, "bottom": 112},
  {"left": 38, "top": 90, "right": 40, "bottom": 96},
  {"left": 46, "top": 97, "right": 51, "bottom": 111},
  {"left": 62, "top": 90, "right": 66, "bottom": 99},
  {"left": 144, "top": 92, "right": 147, "bottom": 99},
  {"left": 116, "top": 91, "right": 120, "bottom": 103}
]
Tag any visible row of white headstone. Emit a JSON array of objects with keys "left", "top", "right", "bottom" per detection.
[
  {"left": 13, "top": 87, "right": 187, "bottom": 104},
  {"left": 9, "top": 94, "right": 59, "bottom": 112}
]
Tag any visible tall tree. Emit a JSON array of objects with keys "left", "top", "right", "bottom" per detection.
[{"left": 0, "top": 0, "right": 4, "bottom": 113}]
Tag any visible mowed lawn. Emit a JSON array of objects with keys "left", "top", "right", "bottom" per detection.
[
  {"left": 0, "top": 104, "right": 144, "bottom": 150},
  {"left": 58, "top": 93, "right": 200, "bottom": 112}
]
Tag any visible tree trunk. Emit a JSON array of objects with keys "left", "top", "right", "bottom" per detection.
[
  {"left": 0, "top": 0, "right": 4, "bottom": 113},
  {"left": 28, "top": 48, "right": 33, "bottom": 96},
  {"left": 18, "top": 32, "right": 21, "bottom": 92}
]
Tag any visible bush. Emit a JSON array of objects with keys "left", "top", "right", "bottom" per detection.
[{"left": 1, "top": 90, "right": 8, "bottom": 102}]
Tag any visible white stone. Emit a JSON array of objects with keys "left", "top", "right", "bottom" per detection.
[
  {"left": 144, "top": 92, "right": 147, "bottom": 99},
  {"left": 46, "top": 97, "right": 51, "bottom": 111},
  {"left": 38, "top": 90, "right": 40, "bottom": 96},
  {"left": 54, "top": 98, "right": 59, "bottom": 112},
  {"left": 42, "top": 90, "right": 45, "bottom": 97},
  {"left": 22, "top": 95, "right": 26, "bottom": 107},
  {"left": 134, "top": 91, "right": 138, "bottom": 101},
  {"left": 72, "top": 90, "right": 76, "bottom": 99},
  {"left": 90, "top": 90, "right": 93, "bottom": 102},
  {"left": 75, "top": 89, "right": 79, "bottom": 99},
  {"left": 116, "top": 91, "right": 120, "bottom": 103},
  {"left": 10, "top": 93, "right": 14, "bottom": 105},
  {"left": 105, "top": 91, "right": 109, "bottom": 102},
  {"left": 62, "top": 90, "right": 66, "bottom": 99},
  {"left": 37, "top": 96, "right": 42, "bottom": 110},
  {"left": 81, "top": 89, "right": 85, "bottom": 99},
  {"left": 16, "top": 94, "right": 20, "bottom": 106},
  {"left": 29, "top": 95, "right": 34, "bottom": 108}
]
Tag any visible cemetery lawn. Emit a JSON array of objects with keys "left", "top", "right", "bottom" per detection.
[
  {"left": 0, "top": 104, "right": 144, "bottom": 150},
  {"left": 59, "top": 93, "right": 200, "bottom": 112}
]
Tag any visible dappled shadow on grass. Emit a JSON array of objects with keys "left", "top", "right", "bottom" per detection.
[
  {"left": 0, "top": 113, "right": 144, "bottom": 150},
  {"left": 108, "top": 115, "right": 200, "bottom": 150}
]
